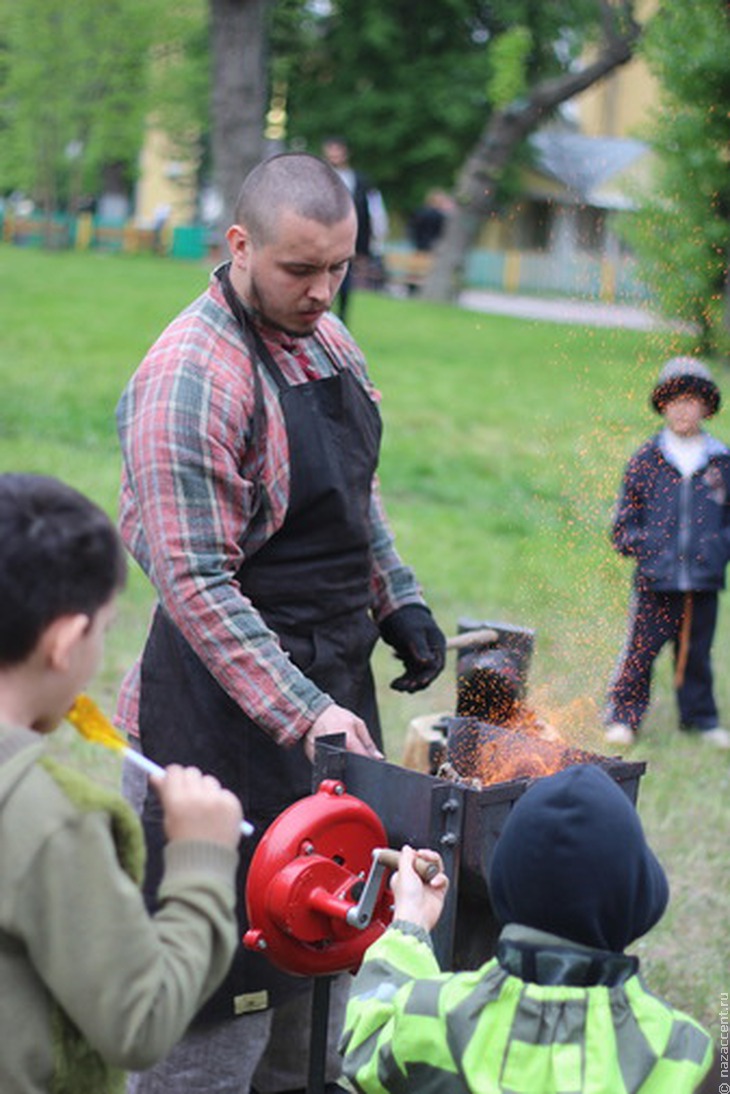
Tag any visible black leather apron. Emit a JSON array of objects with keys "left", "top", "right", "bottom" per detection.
[{"left": 138, "top": 270, "right": 382, "bottom": 1022}]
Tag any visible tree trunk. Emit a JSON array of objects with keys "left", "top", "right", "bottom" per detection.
[
  {"left": 210, "top": 0, "right": 269, "bottom": 232},
  {"left": 422, "top": 2, "right": 642, "bottom": 302}
]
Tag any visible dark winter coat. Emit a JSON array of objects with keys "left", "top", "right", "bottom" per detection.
[
  {"left": 351, "top": 172, "right": 373, "bottom": 256},
  {"left": 612, "top": 431, "right": 730, "bottom": 591}
]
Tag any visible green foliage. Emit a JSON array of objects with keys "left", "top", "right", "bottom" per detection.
[
  {"left": 487, "top": 0, "right": 601, "bottom": 82},
  {"left": 487, "top": 27, "right": 533, "bottom": 108},
  {"left": 284, "top": 0, "right": 493, "bottom": 211},
  {"left": 621, "top": 1, "right": 730, "bottom": 357},
  {"left": 147, "top": 1, "right": 210, "bottom": 161},
  {"left": 144, "top": 1, "right": 314, "bottom": 182},
  {"left": 0, "top": 0, "right": 632, "bottom": 226},
  {"left": 284, "top": 0, "right": 629, "bottom": 216},
  {"left": 0, "top": 0, "right": 169, "bottom": 209}
]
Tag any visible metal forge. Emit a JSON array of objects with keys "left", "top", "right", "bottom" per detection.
[
  {"left": 242, "top": 620, "right": 645, "bottom": 1092},
  {"left": 314, "top": 619, "right": 646, "bottom": 969},
  {"left": 312, "top": 739, "right": 644, "bottom": 971},
  {"left": 244, "top": 620, "right": 646, "bottom": 973}
]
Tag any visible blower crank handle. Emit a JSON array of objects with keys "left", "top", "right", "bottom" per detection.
[
  {"left": 345, "top": 847, "right": 439, "bottom": 930},
  {"left": 373, "top": 847, "right": 439, "bottom": 881}
]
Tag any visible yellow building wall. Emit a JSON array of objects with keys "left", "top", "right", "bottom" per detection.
[
  {"left": 134, "top": 126, "right": 199, "bottom": 228},
  {"left": 575, "top": 54, "right": 659, "bottom": 139},
  {"left": 573, "top": 0, "right": 659, "bottom": 139}
]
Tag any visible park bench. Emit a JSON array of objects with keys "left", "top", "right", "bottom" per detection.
[{"left": 384, "top": 249, "right": 434, "bottom": 295}]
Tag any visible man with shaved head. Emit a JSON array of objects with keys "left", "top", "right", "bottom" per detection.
[{"left": 116, "top": 153, "right": 446, "bottom": 1093}]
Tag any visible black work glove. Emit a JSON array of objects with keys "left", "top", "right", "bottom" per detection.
[{"left": 379, "top": 604, "right": 447, "bottom": 693}]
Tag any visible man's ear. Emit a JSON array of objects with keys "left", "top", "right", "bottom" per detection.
[
  {"left": 226, "top": 222, "right": 252, "bottom": 270},
  {"left": 40, "top": 614, "right": 90, "bottom": 672}
]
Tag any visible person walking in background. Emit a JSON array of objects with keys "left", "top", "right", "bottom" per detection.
[
  {"left": 407, "top": 188, "right": 455, "bottom": 253},
  {"left": 0, "top": 473, "right": 242, "bottom": 1094},
  {"left": 605, "top": 356, "right": 730, "bottom": 750},
  {"left": 340, "top": 764, "right": 712, "bottom": 1093},
  {"left": 115, "top": 151, "right": 446, "bottom": 1093},
  {"left": 321, "top": 136, "right": 388, "bottom": 323}
]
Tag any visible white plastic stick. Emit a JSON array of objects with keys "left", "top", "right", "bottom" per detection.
[{"left": 125, "top": 747, "right": 254, "bottom": 837}]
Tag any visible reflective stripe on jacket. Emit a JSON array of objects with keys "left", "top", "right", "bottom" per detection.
[{"left": 341, "top": 923, "right": 712, "bottom": 1094}]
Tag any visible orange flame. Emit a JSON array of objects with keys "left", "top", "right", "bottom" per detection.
[{"left": 448, "top": 702, "right": 601, "bottom": 788}]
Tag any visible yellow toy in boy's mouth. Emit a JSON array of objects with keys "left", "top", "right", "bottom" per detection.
[
  {"left": 66, "top": 693, "right": 131, "bottom": 753},
  {"left": 66, "top": 693, "right": 253, "bottom": 836}
]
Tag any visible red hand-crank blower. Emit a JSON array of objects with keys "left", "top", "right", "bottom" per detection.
[{"left": 242, "top": 778, "right": 436, "bottom": 1092}]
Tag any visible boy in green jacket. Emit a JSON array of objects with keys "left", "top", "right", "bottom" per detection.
[
  {"left": 0, "top": 473, "right": 244, "bottom": 1094},
  {"left": 341, "top": 764, "right": 712, "bottom": 1093}
]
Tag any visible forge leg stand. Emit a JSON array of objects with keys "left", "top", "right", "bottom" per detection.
[
  {"left": 307, "top": 975, "right": 332, "bottom": 1094},
  {"left": 429, "top": 783, "right": 464, "bottom": 968}
]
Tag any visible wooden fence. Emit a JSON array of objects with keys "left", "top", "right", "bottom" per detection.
[
  {"left": 384, "top": 243, "right": 651, "bottom": 305},
  {"left": 1, "top": 211, "right": 208, "bottom": 260},
  {"left": 1, "top": 210, "right": 650, "bottom": 305}
]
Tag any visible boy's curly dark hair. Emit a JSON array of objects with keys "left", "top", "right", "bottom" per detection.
[{"left": 0, "top": 474, "right": 127, "bottom": 666}]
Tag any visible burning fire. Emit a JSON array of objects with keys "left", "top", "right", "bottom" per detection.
[
  {"left": 417, "top": 636, "right": 607, "bottom": 789},
  {"left": 475, "top": 727, "right": 596, "bottom": 786},
  {"left": 444, "top": 704, "right": 600, "bottom": 788}
]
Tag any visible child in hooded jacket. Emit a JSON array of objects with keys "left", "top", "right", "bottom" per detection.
[
  {"left": 0, "top": 473, "right": 244, "bottom": 1094},
  {"left": 605, "top": 356, "right": 730, "bottom": 749},
  {"left": 340, "top": 764, "right": 712, "bottom": 1094}
]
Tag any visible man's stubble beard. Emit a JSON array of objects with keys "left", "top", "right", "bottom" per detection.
[{"left": 247, "top": 273, "right": 322, "bottom": 338}]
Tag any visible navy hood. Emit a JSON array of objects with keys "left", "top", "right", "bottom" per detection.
[{"left": 488, "top": 764, "right": 668, "bottom": 953}]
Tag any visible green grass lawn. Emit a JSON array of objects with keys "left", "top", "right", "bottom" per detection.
[{"left": 2, "top": 243, "right": 728, "bottom": 1036}]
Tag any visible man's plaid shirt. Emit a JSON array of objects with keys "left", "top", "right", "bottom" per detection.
[{"left": 115, "top": 269, "right": 425, "bottom": 745}]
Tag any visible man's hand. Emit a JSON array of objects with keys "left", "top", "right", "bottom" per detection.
[
  {"left": 304, "top": 704, "right": 384, "bottom": 763},
  {"left": 152, "top": 764, "right": 244, "bottom": 848},
  {"left": 390, "top": 845, "right": 449, "bottom": 932},
  {"left": 379, "top": 604, "right": 446, "bottom": 692}
]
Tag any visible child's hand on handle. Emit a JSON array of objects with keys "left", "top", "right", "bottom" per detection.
[
  {"left": 390, "top": 845, "right": 449, "bottom": 933},
  {"left": 152, "top": 765, "right": 244, "bottom": 849}
]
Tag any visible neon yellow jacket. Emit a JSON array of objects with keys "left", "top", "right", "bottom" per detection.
[{"left": 341, "top": 922, "right": 712, "bottom": 1094}]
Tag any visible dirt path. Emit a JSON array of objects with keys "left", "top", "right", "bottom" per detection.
[{"left": 458, "top": 289, "right": 677, "bottom": 331}]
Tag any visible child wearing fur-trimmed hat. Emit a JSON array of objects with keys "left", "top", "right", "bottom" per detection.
[{"left": 605, "top": 356, "right": 730, "bottom": 749}]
